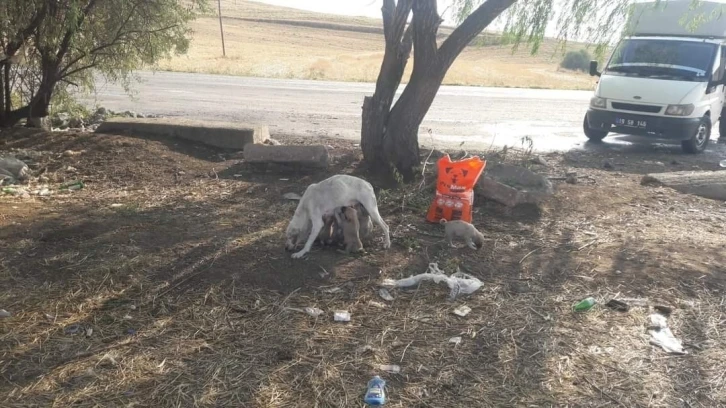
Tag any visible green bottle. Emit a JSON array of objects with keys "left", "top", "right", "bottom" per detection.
[
  {"left": 574, "top": 297, "right": 596, "bottom": 312},
  {"left": 60, "top": 180, "right": 84, "bottom": 191}
]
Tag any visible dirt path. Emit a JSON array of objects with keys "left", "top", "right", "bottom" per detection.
[{"left": 1, "top": 129, "right": 725, "bottom": 407}]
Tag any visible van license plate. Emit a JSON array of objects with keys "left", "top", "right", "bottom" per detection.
[{"left": 615, "top": 118, "right": 647, "bottom": 129}]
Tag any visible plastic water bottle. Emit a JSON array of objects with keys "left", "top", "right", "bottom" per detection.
[
  {"left": 574, "top": 297, "right": 596, "bottom": 312},
  {"left": 363, "top": 375, "right": 386, "bottom": 406}
]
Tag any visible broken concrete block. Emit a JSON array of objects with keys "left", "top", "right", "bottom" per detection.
[
  {"left": 95, "top": 118, "right": 269, "bottom": 149},
  {"left": 475, "top": 163, "right": 553, "bottom": 207},
  {"left": 243, "top": 144, "right": 329, "bottom": 169},
  {"left": 642, "top": 170, "right": 726, "bottom": 201}
]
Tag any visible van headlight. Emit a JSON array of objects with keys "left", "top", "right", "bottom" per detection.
[
  {"left": 665, "top": 104, "right": 695, "bottom": 116},
  {"left": 590, "top": 96, "right": 607, "bottom": 109}
]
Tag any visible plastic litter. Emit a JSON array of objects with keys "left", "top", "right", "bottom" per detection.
[
  {"left": 334, "top": 310, "right": 351, "bottom": 322},
  {"left": 282, "top": 192, "right": 302, "bottom": 200},
  {"left": 0, "top": 309, "right": 11, "bottom": 318},
  {"left": 453, "top": 305, "right": 472, "bottom": 317},
  {"left": 363, "top": 375, "right": 387, "bottom": 406},
  {"left": 382, "top": 263, "right": 483, "bottom": 300},
  {"left": 449, "top": 336, "right": 462, "bottom": 345},
  {"left": 573, "top": 297, "right": 596, "bottom": 312},
  {"left": 378, "top": 364, "right": 401, "bottom": 374},
  {"left": 647, "top": 313, "right": 686, "bottom": 354},
  {"left": 304, "top": 307, "right": 324, "bottom": 317},
  {"left": 378, "top": 288, "right": 394, "bottom": 301},
  {"left": 720, "top": 159, "right": 726, "bottom": 168}
]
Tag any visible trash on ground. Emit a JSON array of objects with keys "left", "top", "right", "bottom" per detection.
[
  {"left": 60, "top": 180, "right": 84, "bottom": 191},
  {"left": 720, "top": 159, "right": 726, "bottom": 168},
  {"left": 378, "top": 364, "right": 400, "bottom": 374},
  {"left": 334, "top": 310, "right": 351, "bottom": 322},
  {"left": 573, "top": 297, "right": 596, "bottom": 312},
  {"left": 305, "top": 307, "right": 324, "bottom": 317},
  {"left": 382, "top": 263, "right": 483, "bottom": 300},
  {"left": 368, "top": 300, "right": 386, "bottom": 309},
  {"left": 449, "top": 336, "right": 462, "bottom": 345},
  {"left": 647, "top": 313, "right": 686, "bottom": 354},
  {"left": 654, "top": 305, "right": 673, "bottom": 316},
  {"left": 322, "top": 286, "right": 342, "bottom": 294},
  {"left": 378, "top": 288, "right": 394, "bottom": 301},
  {"left": 453, "top": 305, "right": 472, "bottom": 317},
  {"left": 38, "top": 188, "right": 50, "bottom": 196},
  {"left": 0, "top": 309, "right": 11, "bottom": 318},
  {"left": 364, "top": 375, "right": 387, "bottom": 406},
  {"left": 110, "top": 203, "right": 123, "bottom": 208},
  {"left": 282, "top": 192, "right": 302, "bottom": 200},
  {"left": 123, "top": 314, "right": 133, "bottom": 320},
  {"left": 0, "top": 156, "right": 30, "bottom": 183},
  {"left": 126, "top": 328, "right": 137, "bottom": 335},
  {"left": 86, "top": 328, "right": 94, "bottom": 337},
  {"left": 605, "top": 299, "right": 629, "bottom": 312}
]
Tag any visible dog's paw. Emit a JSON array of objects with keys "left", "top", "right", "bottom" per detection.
[{"left": 291, "top": 250, "right": 307, "bottom": 259}]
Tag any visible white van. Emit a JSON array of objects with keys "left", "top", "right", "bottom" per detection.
[{"left": 585, "top": 0, "right": 726, "bottom": 153}]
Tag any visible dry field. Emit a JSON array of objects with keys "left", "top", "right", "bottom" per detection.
[
  {"left": 156, "top": 0, "right": 595, "bottom": 90},
  {"left": 1, "top": 127, "right": 726, "bottom": 406}
]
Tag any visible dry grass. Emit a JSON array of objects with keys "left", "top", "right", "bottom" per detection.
[
  {"left": 2, "top": 129, "right": 726, "bottom": 406},
  {"left": 155, "top": 1, "right": 595, "bottom": 90}
]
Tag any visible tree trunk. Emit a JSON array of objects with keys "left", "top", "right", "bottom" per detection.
[
  {"left": 361, "top": 0, "right": 413, "bottom": 174},
  {"left": 361, "top": 0, "right": 517, "bottom": 180}
]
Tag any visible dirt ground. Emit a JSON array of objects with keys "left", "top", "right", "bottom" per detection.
[{"left": 1, "top": 128, "right": 726, "bottom": 407}]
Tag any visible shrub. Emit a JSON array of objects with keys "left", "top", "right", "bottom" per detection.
[{"left": 560, "top": 49, "right": 592, "bottom": 72}]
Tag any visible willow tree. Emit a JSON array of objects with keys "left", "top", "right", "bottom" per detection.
[
  {"left": 360, "top": 0, "right": 633, "bottom": 180},
  {"left": 0, "top": 0, "right": 208, "bottom": 127}
]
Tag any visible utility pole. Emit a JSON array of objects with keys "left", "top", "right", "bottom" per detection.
[{"left": 218, "top": 0, "right": 226, "bottom": 57}]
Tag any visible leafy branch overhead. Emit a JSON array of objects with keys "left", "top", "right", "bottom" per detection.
[{"left": 0, "top": 0, "right": 209, "bottom": 127}]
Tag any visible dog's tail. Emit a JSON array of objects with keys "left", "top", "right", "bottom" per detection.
[{"left": 439, "top": 218, "right": 448, "bottom": 225}]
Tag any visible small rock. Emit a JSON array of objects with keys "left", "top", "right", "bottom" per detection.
[
  {"left": 68, "top": 117, "right": 84, "bottom": 129},
  {"left": 603, "top": 160, "right": 614, "bottom": 170},
  {"left": 671, "top": 160, "right": 680, "bottom": 165},
  {"left": 453, "top": 305, "right": 472, "bottom": 317},
  {"left": 20, "top": 191, "right": 30, "bottom": 199},
  {"left": 263, "top": 138, "right": 282, "bottom": 146},
  {"left": 39, "top": 175, "right": 49, "bottom": 182},
  {"left": 38, "top": 188, "right": 50, "bottom": 196},
  {"left": 63, "top": 150, "right": 81, "bottom": 157},
  {"left": 565, "top": 172, "right": 578, "bottom": 184},
  {"left": 532, "top": 155, "right": 548, "bottom": 166},
  {"left": 0, "top": 309, "right": 11, "bottom": 318},
  {"left": 136, "top": 113, "right": 146, "bottom": 119},
  {"left": 66, "top": 166, "right": 77, "bottom": 172},
  {"left": 378, "top": 288, "right": 395, "bottom": 301},
  {"left": 124, "top": 111, "right": 137, "bottom": 118},
  {"left": 282, "top": 192, "right": 302, "bottom": 200}
]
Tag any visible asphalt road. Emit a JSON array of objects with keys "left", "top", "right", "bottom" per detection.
[{"left": 83, "top": 71, "right": 596, "bottom": 152}]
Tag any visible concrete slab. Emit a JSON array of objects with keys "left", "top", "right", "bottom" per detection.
[
  {"left": 95, "top": 117, "right": 269, "bottom": 149},
  {"left": 243, "top": 144, "right": 329, "bottom": 168},
  {"left": 476, "top": 163, "right": 554, "bottom": 207}
]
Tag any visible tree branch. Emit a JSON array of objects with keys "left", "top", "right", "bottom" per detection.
[
  {"left": 411, "top": 0, "right": 441, "bottom": 67},
  {"left": 438, "top": 0, "right": 517, "bottom": 69}
]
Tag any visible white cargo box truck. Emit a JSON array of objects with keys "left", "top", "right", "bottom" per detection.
[{"left": 585, "top": 0, "right": 726, "bottom": 152}]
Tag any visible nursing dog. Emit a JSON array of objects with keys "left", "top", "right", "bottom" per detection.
[{"left": 285, "top": 175, "right": 390, "bottom": 258}]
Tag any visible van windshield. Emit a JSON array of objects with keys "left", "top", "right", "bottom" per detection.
[{"left": 605, "top": 39, "right": 717, "bottom": 82}]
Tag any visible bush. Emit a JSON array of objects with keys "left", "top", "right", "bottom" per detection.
[{"left": 560, "top": 49, "right": 592, "bottom": 72}]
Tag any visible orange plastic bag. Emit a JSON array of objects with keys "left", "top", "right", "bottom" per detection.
[{"left": 426, "top": 155, "right": 486, "bottom": 223}]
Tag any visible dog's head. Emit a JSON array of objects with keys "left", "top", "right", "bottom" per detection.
[
  {"left": 343, "top": 206, "right": 358, "bottom": 222},
  {"left": 284, "top": 215, "right": 309, "bottom": 251}
]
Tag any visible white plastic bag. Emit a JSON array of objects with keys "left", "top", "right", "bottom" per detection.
[{"left": 382, "top": 263, "right": 483, "bottom": 300}]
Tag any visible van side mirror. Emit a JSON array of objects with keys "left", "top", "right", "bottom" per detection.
[{"left": 589, "top": 60, "right": 601, "bottom": 77}]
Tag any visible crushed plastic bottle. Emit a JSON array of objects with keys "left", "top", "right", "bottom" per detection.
[
  {"left": 574, "top": 297, "right": 596, "bottom": 312},
  {"left": 363, "top": 375, "right": 386, "bottom": 406},
  {"left": 60, "top": 180, "right": 84, "bottom": 191}
]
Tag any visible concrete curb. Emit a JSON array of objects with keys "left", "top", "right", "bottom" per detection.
[{"left": 95, "top": 118, "right": 269, "bottom": 149}]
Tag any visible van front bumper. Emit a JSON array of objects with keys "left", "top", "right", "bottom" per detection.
[{"left": 586, "top": 109, "right": 701, "bottom": 141}]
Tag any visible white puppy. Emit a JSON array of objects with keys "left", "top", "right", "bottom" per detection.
[{"left": 285, "top": 175, "right": 390, "bottom": 258}]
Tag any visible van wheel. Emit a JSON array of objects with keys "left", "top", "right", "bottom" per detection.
[
  {"left": 681, "top": 116, "right": 711, "bottom": 154},
  {"left": 583, "top": 115, "right": 608, "bottom": 141}
]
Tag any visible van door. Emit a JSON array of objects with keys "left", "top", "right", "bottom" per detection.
[{"left": 707, "top": 45, "right": 726, "bottom": 126}]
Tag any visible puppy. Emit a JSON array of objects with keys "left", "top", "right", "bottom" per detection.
[
  {"left": 354, "top": 202, "right": 373, "bottom": 240},
  {"left": 316, "top": 214, "right": 337, "bottom": 245},
  {"left": 285, "top": 175, "right": 390, "bottom": 258},
  {"left": 440, "top": 219, "right": 485, "bottom": 250},
  {"left": 335, "top": 206, "right": 364, "bottom": 254}
]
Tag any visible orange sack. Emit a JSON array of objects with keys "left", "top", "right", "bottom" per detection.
[{"left": 426, "top": 155, "right": 486, "bottom": 223}]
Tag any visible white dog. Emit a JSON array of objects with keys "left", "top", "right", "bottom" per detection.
[{"left": 285, "top": 174, "right": 391, "bottom": 258}]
